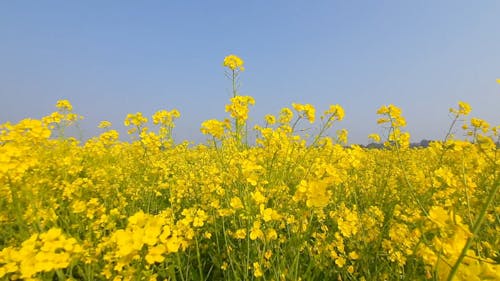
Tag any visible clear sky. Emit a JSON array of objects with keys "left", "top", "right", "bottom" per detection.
[{"left": 1, "top": 1, "right": 499, "bottom": 144}]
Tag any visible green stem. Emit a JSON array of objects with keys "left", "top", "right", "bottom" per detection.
[
  {"left": 311, "top": 114, "right": 335, "bottom": 147},
  {"left": 176, "top": 253, "right": 185, "bottom": 281},
  {"left": 446, "top": 179, "right": 499, "bottom": 281},
  {"left": 437, "top": 113, "right": 460, "bottom": 167},
  {"left": 232, "top": 70, "right": 237, "bottom": 98},
  {"left": 195, "top": 237, "right": 204, "bottom": 280},
  {"left": 231, "top": 70, "right": 242, "bottom": 146},
  {"left": 387, "top": 114, "right": 429, "bottom": 216}
]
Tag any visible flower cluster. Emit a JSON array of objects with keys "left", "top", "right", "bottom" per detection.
[
  {"left": 223, "top": 54, "right": 245, "bottom": 72},
  {"left": 292, "top": 103, "right": 316, "bottom": 123},
  {"left": 0, "top": 228, "right": 82, "bottom": 279},
  {"left": 377, "top": 104, "right": 411, "bottom": 148}
]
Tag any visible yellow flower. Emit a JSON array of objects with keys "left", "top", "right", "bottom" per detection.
[
  {"left": 253, "top": 262, "right": 263, "bottom": 277},
  {"left": 377, "top": 104, "right": 405, "bottom": 127},
  {"left": 142, "top": 219, "right": 164, "bottom": 246},
  {"left": 261, "top": 207, "right": 274, "bottom": 222},
  {"left": 98, "top": 120, "right": 112, "bottom": 129},
  {"left": 56, "top": 100, "right": 73, "bottom": 111},
  {"left": 165, "top": 235, "right": 181, "bottom": 253},
  {"left": 450, "top": 101, "right": 472, "bottom": 116},
  {"left": 260, "top": 206, "right": 281, "bottom": 222},
  {"left": 458, "top": 101, "right": 471, "bottom": 115},
  {"left": 348, "top": 251, "right": 360, "bottom": 260},
  {"left": 428, "top": 206, "right": 450, "bottom": 228},
  {"left": 470, "top": 118, "right": 490, "bottom": 132},
  {"left": 347, "top": 265, "right": 355, "bottom": 274},
  {"left": 279, "top": 108, "right": 294, "bottom": 124},
  {"left": 264, "top": 250, "right": 273, "bottom": 260},
  {"left": 114, "top": 230, "right": 135, "bottom": 257},
  {"left": 225, "top": 96, "right": 255, "bottom": 122},
  {"left": 326, "top": 104, "right": 345, "bottom": 120},
  {"left": 250, "top": 221, "right": 264, "bottom": 240},
  {"left": 234, "top": 228, "right": 247, "bottom": 239},
  {"left": 223, "top": 54, "right": 244, "bottom": 71},
  {"left": 71, "top": 200, "right": 86, "bottom": 213},
  {"left": 251, "top": 190, "right": 267, "bottom": 204},
  {"left": 145, "top": 245, "right": 166, "bottom": 264},
  {"left": 201, "top": 119, "right": 229, "bottom": 139},
  {"left": 124, "top": 112, "right": 148, "bottom": 127},
  {"left": 335, "top": 256, "right": 346, "bottom": 268},
  {"left": 292, "top": 103, "right": 316, "bottom": 123},
  {"left": 230, "top": 197, "right": 244, "bottom": 210},
  {"left": 337, "top": 129, "right": 348, "bottom": 144},
  {"left": 368, "top": 133, "right": 381, "bottom": 143},
  {"left": 221, "top": 262, "right": 229, "bottom": 270},
  {"left": 193, "top": 210, "right": 208, "bottom": 227},
  {"left": 304, "top": 180, "right": 330, "bottom": 209},
  {"left": 266, "top": 228, "right": 278, "bottom": 241},
  {"left": 99, "top": 130, "right": 119, "bottom": 144},
  {"left": 0, "top": 228, "right": 81, "bottom": 279},
  {"left": 264, "top": 114, "right": 276, "bottom": 125},
  {"left": 337, "top": 208, "right": 359, "bottom": 238},
  {"left": 152, "top": 109, "right": 180, "bottom": 125},
  {"left": 377, "top": 117, "right": 389, "bottom": 124}
]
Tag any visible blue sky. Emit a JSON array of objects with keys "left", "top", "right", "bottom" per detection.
[{"left": 1, "top": 1, "right": 499, "bottom": 144}]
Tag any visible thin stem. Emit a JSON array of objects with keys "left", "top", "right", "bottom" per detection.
[
  {"left": 195, "top": 237, "right": 204, "bottom": 280},
  {"left": 437, "top": 114, "right": 460, "bottom": 166},
  {"left": 446, "top": 179, "right": 499, "bottom": 281},
  {"left": 232, "top": 70, "right": 237, "bottom": 98}
]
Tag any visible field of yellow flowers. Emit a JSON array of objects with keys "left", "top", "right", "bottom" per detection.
[{"left": 0, "top": 56, "right": 499, "bottom": 281}]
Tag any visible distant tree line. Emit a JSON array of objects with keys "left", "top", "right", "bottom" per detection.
[{"left": 361, "top": 139, "right": 500, "bottom": 149}]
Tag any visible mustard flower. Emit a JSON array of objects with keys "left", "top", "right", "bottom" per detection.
[
  {"left": 337, "top": 128, "right": 348, "bottom": 144},
  {"left": 124, "top": 112, "right": 148, "bottom": 127},
  {"left": 450, "top": 101, "right": 471, "bottom": 116},
  {"left": 56, "top": 99, "right": 73, "bottom": 111},
  {"left": 225, "top": 95, "right": 255, "bottom": 122},
  {"left": 368, "top": 133, "right": 381, "bottom": 143},
  {"left": 250, "top": 221, "right": 264, "bottom": 240},
  {"left": 223, "top": 54, "right": 244, "bottom": 71},
  {"left": 264, "top": 114, "right": 276, "bottom": 125},
  {"left": 234, "top": 229, "right": 247, "bottom": 239},
  {"left": 470, "top": 118, "right": 490, "bottom": 133},
  {"left": 324, "top": 104, "right": 345, "bottom": 121},
  {"left": 279, "top": 108, "right": 294, "bottom": 124},
  {"left": 98, "top": 120, "right": 112, "bottom": 129},
  {"left": 292, "top": 103, "right": 316, "bottom": 123},
  {"left": 201, "top": 119, "right": 229, "bottom": 139},
  {"left": 145, "top": 245, "right": 166, "bottom": 264},
  {"left": 253, "top": 262, "right": 263, "bottom": 277},
  {"left": 230, "top": 197, "right": 244, "bottom": 210}
]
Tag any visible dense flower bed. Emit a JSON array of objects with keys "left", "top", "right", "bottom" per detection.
[{"left": 0, "top": 56, "right": 498, "bottom": 281}]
